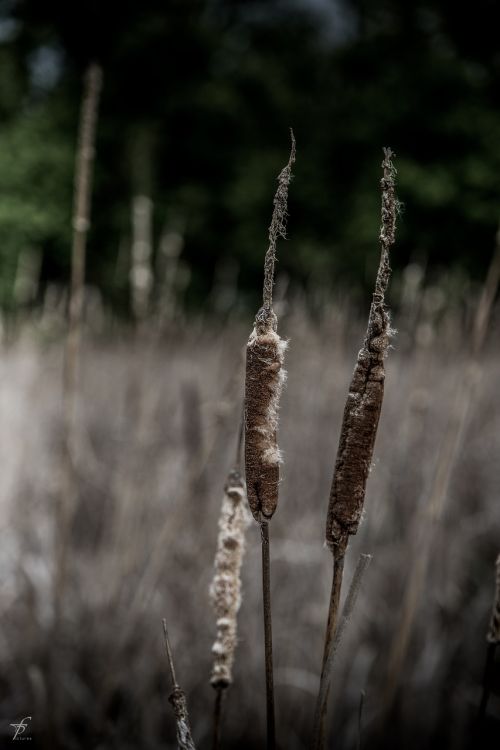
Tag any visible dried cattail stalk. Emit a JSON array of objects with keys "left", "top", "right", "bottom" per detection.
[
  {"left": 162, "top": 619, "right": 196, "bottom": 750},
  {"left": 245, "top": 131, "right": 295, "bottom": 523},
  {"left": 326, "top": 147, "right": 396, "bottom": 553},
  {"left": 487, "top": 554, "right": 500, "bottom": 644},
  {"left": 209, "top": 468, "right": 251, "bottom": 687},
  {"left": 244, "top": 131, "right": 295, "bottom": 750},
  {"left": 313, "top": 149, "right": 397, "bottom": 750},
  {"left": 64, "top": 63, "right": 102, "bottom": 435}
]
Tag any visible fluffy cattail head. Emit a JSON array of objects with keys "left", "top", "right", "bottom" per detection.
[
  {"left": 487, "top": 554, "right": 500, "bottom": 644},
  {"left": 210, "top": 469, "right": 251, "bottom": 688},
  {"left": 326, "top": 148, "right": 397, "bottom": 553},
  {"left": 244, "top": 133, "right": 294, "bottom": 523}
]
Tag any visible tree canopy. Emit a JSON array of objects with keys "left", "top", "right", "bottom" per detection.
[{"left": 1, "top": 0, "right": 499, "bottom": 312}]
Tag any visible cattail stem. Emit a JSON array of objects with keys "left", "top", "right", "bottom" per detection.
[
  {"left": 212, "top": 687, "right": 224, "bottom": 750},
  {"left": 64, "top": 63, "right": 102, "bottom": 437},
  {"left": 54, "top": 62, "right": 102, "bottom": 638},
  {"left": 478, "top": 642, "right": 497, "bottom": 721},
  {"left": 357, "top": 690, "right": 365, "bottom": 750},
  {"left": 261, "top": 520, "right": 276, "bottom": 750},
  {"left": 313, "top": 549, "right": 345, "bottom": 750},
  {"left": 313, "top": 555, "right": 372, "bottom": 749},
  {"left": 313, "top": 553, "right": 372, "bottom": 750}
]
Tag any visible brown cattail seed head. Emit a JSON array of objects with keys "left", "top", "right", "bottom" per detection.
[
  {"left": 244, "top": 318, "right": 287, "bottom": 522},
  {"left": 326, "top": 148, "right": 397, "bottom": 553},
  {"left": 210, "top": 469, "right": 251, "bottom": 687},
  {"left": 244, "top": 134, "right": 294, "bottom": 523},
  {"left": 487, "top": 554, "right": 500, "bottom": 644}
]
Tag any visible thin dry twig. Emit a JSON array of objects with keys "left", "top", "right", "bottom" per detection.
[
  {"left": 478, "top": 554, "right": 500, "bottom": 720},
  {"left": 162, "top": 619, "right": 196, "bottom": 750}
]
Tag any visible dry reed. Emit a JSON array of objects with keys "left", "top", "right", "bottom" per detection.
[
  {"left": 487, "top": 554, "right": 500, "bottom": 644},
  {"left": 162, "top": 619, "right": 197, "bottom": 750},
  {"left": 312, "top": 148, "right": 397, "bottom": 750},
  {"left": 382, "top": 226, "right": 500, "bottom": 718},
  {"left": 478, "top": 553, "right": 500, "bottom": 720},
  {"left": 244, "top": 129, "right": 295, "bottom": 749},
  {"left": 51, "top": 64, "right": 102, "bottom": 737}
]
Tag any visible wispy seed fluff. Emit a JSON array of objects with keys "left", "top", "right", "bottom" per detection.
[
  {"left": 210, "top": 469, "right": 251, "bottom": 687},
  {"left": 326, "top": 148, "right": 397, "bottom": 553},
  {"left": 487, "top": 553, "right": 500, "bottom": 644},
  {"left": 245, "top": 132, "right": 295, "bottom": 523}
]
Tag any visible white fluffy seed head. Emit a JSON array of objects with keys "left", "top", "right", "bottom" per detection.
[{"left": 209, "top": 469, "right": 251, "bottom": 688}]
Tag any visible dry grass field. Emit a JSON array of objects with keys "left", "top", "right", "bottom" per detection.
[{"left": 1, "top": 285, "right": 499, "bottom": 749}]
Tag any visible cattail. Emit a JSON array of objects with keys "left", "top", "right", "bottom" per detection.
[
  {"left": 162, "top": 619, "right": 196, "bottom": 750},
  {"left": 210, "top": 468, "right": 251, "bottom": 687},
  {"left": 245, "top": 133, "right": 295, "bottom": 523},
  {"left": 244, "top": 130, "right": 295, "bottom": 749},
  {"left": 245, "top": 321, "right": 288, "bottom": 521},
  {"left": 313, "top": 148, "right": 397, "bottom": 750},
  {"left": 326, "top": 147, "right": 396, "bottom": 554}
]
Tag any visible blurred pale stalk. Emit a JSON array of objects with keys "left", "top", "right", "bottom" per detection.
[{"left": 382, "top": 225, "right": 500, "bottom": 718}]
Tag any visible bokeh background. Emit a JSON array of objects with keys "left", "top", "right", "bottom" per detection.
[
  {"left": 1, "top": 0, "right": 500, "bottom": 313},
  {"left": 1, "top": 1, "right": 500, "bottom": 749}
]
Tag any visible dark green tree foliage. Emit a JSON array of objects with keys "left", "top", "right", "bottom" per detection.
[{"left": 0, "top": 0, "right": 499, "bottom": 312}]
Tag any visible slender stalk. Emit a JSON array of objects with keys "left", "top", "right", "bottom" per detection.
[
  {"left": 357, "top": 690, "right": 366, "bottom": 750},
  {"left": 64, "top": 63, "right": 102, "bottom": 438},
  {"left": 478, "top": 642, "right": 496, "bottom": 722},
  {"left": 313, "top": 554, "right": 372, "bottom": 749},
  {"left": 55, "top": 64, "right": 102, "bottom": 623},
  {"left": 313, "top": 550, "right": 345, "bottom": 750},
  {"left": 261, "top": 520, "right": 275, "bottom": 750},
  {"left": 212, "top": 687, "right": 224, "bottom": 750}
]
